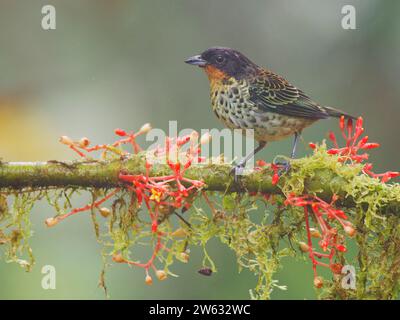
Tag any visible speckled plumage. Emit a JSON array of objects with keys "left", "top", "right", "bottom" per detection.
[
  {"left": 185, "top": 46, "right": 356, "bottom": 179},
  {"left": 186, "top": 47, "right": 355, "bottom": 143},
  {"left": 209, "top": 72, "right": 316, "bottom": 142}
]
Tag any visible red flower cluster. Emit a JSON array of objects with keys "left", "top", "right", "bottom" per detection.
[
  {"left": 363, "top": 164, "right": 400, "bottom": 183},
  {"left": 44, "top": 188, "right": 121, "bottom": 227},
  {"left": 285, "top": 193, "right": 356, "bottom": 288},
  {"left": 255, "top": 159, "right": 280, "bottom": 185},
  {"left": 310, "top": 116, "right": 399, "bottom": 183},
  {"left": 46, "top": 124, "right": 153, "bottom": 227},
  {"left": 50, "top": 117, "right": 398, "bottom": 290},
  {"left": 119, "top": 155, "right": 205, "bottom": 232},
  {"left": 326, "top": 117, "right": 379, "bottom": 163},
  {"left": 115, "top": 133, "right": 207, "bottom": 282},
  {"left": 59, "top": 123, "right": 152, "bottom": 159},
  {"left": 53, "top": 125, "right": 207, "bottom": 284}
]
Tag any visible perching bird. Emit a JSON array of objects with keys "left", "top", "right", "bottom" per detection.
[{"left": 185, "top": 47, "right": 356, "bottom": 179}]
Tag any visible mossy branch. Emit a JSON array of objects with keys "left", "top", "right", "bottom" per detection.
[{"left": 1, "top": 154, "right": 399, "bottom": 215}]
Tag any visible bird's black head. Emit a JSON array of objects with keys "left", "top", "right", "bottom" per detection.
[{"left": 185, "top": 47, "right": 259, "bottom": 80}]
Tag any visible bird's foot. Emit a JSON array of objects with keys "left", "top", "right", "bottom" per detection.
[
  {"left": 230, "top": 163, "right": 246, "bottom": 185},
  {"left": 273, "top": 159, "right": 291, "bottom": 176},
  {"left": 231, "top": 164, "right": 245, "bottom": 184}
]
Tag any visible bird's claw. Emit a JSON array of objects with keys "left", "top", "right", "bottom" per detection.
[
  {"left": 273, "top": 159, "right": 291, "bottom": 176},
  {"left": 230, "top": 164, "right": 245, "bottom": 185}
]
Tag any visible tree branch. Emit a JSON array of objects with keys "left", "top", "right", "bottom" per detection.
[{"left": 0, "top": 156, "right": 399, "bottom": 214}]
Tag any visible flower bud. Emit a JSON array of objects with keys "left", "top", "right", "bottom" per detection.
[
  {"left": 180, "top": 252, "right": 189, "bottom": 263},
  {"left": 114, "top": 128, "right": 126, "bottom": 136},
  {"left": 327, "top": 149, "right": 340, "bottom": 155},
  {"left": 45, "top": 217, "right": 59, "bottom": 227},
  {"left": 309, "top": 228, "right": 322, "bottom": 238},
  {"left": 155, "top": 270, "right": 167, "bottom": 281},
  {"left": 339, "top": 116, "right": 345, "bottom": 131},
  {"left": 256, "top": 160, "right": 267, "bottom": 167},
  {"left": 198, "top": 267, "right": 213, "bottom": 276},
  {"left": 344, "top": 225, "right": 356, "bottom": 237},
  {"left": 145, "top": 275, "right": 153, "bottom": 285},
  {"left": 314, "top": 276, "right": 324, "bottom": 289},
  {"left": 363, "top": 143, "right": 380, "bottom": 150},
  {"left": 99, "top": 207, "right": 111, "bottom": 218},
  {"left": 139, "top": 123, "right": 152, "bottom": 134},
  {"left": 78, "top": 137, "right": 90, "bottom": 148},
  {"left": 200, "top": 132, "right": 212, "bottom": 145},
  {"left": 112, "top": 253, "right": 125, "bottom": 263},
  {"left": 272, "top": 173, "right": 280, "bottom": 185},
  {"left": 299, "top": 242, "right": 310, "bottom": 253},
  {"left": 59, "top": 136, "right": 73, "bottom": 146},
  {"left": 330, "top": 263, "right": 343, "bottom": 274}
]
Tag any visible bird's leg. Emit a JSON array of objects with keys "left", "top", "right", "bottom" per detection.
[
  {"left": 231, "top": 141, "right": 267, "bottom": 183},
  {"left": 290, "top": 132, "right": 300, "bottom": 159},
  {"left": 274, "top": 132, "right": 300, "bottom": 173}
]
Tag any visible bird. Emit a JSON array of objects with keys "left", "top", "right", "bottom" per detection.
[{"left": 185, "top": 47, "right": 356, "bottom": 180}]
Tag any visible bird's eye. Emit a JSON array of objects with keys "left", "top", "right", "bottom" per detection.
[{"left": 215, "top": 55, "right": 225, "bottom": 64}]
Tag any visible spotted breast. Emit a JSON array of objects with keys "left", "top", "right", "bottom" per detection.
[{"left": 206, "top": 65, "right": 316, "bottom": 142}]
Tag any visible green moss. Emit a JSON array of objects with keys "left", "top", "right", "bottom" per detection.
[
  {"left": 0, "top": 143, "right": 399, "bottom": 299},
  {"left": 0, "top": 190, "right": 41, "bottom": 271}
]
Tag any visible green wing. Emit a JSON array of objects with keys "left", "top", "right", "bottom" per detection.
[{"left": 248, "top": 70, "right": 330, "bottom": 120}]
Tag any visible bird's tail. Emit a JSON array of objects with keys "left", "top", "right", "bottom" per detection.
[{"left": 323, "top": 106, "right": 357, "bottom": 120}]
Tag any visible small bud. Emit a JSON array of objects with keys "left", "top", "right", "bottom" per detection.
[
  {"left": 99, "top": 207, "right": 111, "bottom": 218},
  {"left": 339, "top": 116, "right": 345, "bottom": 131},
  {"left": 256, "top": 160, "right": 267, "bottom": 167},
  {"left": 314, "top": 276, "right": 324, "bottom": 289},
  {"left": 328, "top": 131, "right": 336, "bottom": 142},
  {"left": 180, "top": 252, "right": 189, "bottom": 263},
  {"left": 112, "top": 253, "right": 125, "bottom": 263},
  {"left": 171, "top": 228, "right": 188, "bottom": 238},
  {"left": 299, "top": 241, "right": 310, "bottom": 253},
  {"left": 344, "top": 225, "right": 356, "bottom": 237},
  {"left": 114, "top": 128, "right": 127, "bottom": 136},
  {"left": 78, "top": 137, "right": 90, "bottom": 148},
  {"left": 45, "top": 217, "right": 59, "bottom": 227},
  {"left": 155, "top": 270, "right": 167, "bottom": 281},
  {"left": 59, "top": 136, "right": 73, "bottom": 146},
  {"left": 327, "top": 149, "right": 340, "bottom": 155},
  {"left": 145, "top": 275, "right": 153, "bottom": 285},
  {"left": 198, "top": 267, "right": 213, "bottom": 276},
  {"left": 272, "top": 173, "right": 280, "bottom": 185},
  {"left": 200, "top": 132, "right": 212, "bottom": 145},
  {"left": 363, "top": 143, "right": 380, "bottom": 150},
  {"left": 309, "top": 228, "right": 322, "bottom": 238},
  {"left": 330, "top": 263, "right": 343, "bottom": 274},
  {"left": 139, "top": 123, "right": 152, "bottom": 134}
]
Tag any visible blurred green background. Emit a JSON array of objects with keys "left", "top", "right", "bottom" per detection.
[{"left": 0, "top": 0, "right": 399, "bottom": 299}]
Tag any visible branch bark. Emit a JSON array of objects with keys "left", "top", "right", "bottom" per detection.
[{"left": 0, "top": 156, "right": 399, "bottom": 214}]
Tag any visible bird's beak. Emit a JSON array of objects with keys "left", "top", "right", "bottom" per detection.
[{"left": 185, "top": 55, "right": 207, "bottom": 67}]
